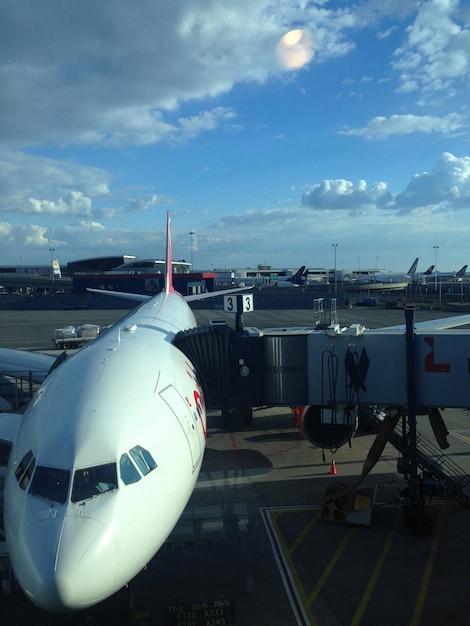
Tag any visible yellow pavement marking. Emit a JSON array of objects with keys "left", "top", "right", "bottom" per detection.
[
  {"left": 350, "top": 508, "right": 403, "bottom": 626},
  {"left": 307, "top": 527, "right": 356, "bottom": 606},
  {"left": 269, "top": 510, "right": 318, "bottom": 626},
  {"left": 410, "top": 506, "right": 446, "bottom": 626},
  {"left": 289, "top": 510, "right": 321, "bottom": 554}
]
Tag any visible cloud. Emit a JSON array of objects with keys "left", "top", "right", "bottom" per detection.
[
  {"left": 3, "top": 152, "right": 470, "bottom": 266},
  {"left": 177, "top": 107, "right": 238, "bottom": 141},
  {"left": 339, "top": 113, "right": 466, "bottom": 139},
  {"left": 0, "top": 149, "right": 110, "bottom": 216},
  {"left": 394, "top": 151, "right": 470, "bottom": 212},
  {"left": 126, "top": 195, "right": 163, "bottom": 213},
  {"left": 392, "top": 0, "right": 470, "bottom": 94},
  {"left": 27, "top": 191, "right": 93, "bottom": 217},
  {"left": 301, "top": 152, "right": 470, "bottom": 216},
  {"left": 0, "top": 219, "right": 164, "bottom": 264},
  {"left": 302, "top": 179, "right": 393, "bottom": 211},
  {"left": 0, "top": 222, "right": 50, "bottom": 251},
  {"left": 0, "top": 149, "right": 169, "bottom": 220},
  {"left": 0, "top": 1, "right": 381, "bottom": 149}
]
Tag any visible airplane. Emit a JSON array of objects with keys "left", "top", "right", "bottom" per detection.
[
  {"left": 0, "top": 222, "right": 468, "bottom": 610},
  {"left": 437, "top": 264, "right": 468, "bottom": 280},
  {"left": 0, "top": 212, "right": 252, "bottom": 612},
  {"left": 233, "top": 265, "right": 307, "bottom": 288},
  {"left": 273, "top": 265, "right": 307, "bottom": 287},
  {"left": 415, "top": 264, "right": 435, "bottom": 277},
  {"left": 352, "top": 258, "right": 419, "bottom": 284}
]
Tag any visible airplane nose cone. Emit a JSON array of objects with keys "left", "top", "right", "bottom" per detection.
[{"left": 15, "top": 516, "right": 118, "bottom": 612}]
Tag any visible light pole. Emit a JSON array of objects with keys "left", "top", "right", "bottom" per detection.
[
  {"left": 332, "top": 244, "right": 338, "bottom": 294},
  {"left": 189, "top": 230, "right": 195, "bottom": 271},
  {"left": 49, "top": 248, "right": 55, "bottom": 282},
  {"left": 433, "top": 245, "right": 439, "bottom": 292}
]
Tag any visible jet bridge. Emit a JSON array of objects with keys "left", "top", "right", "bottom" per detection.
[
  {"left": 174, "top": 313, "right": 470, "bottom": 411},
  {"left": 174, "top": 305, "right": 470, "bottom": 534}
]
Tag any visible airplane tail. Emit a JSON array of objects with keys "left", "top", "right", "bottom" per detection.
[
  {"left": 424, "top": 265, "right": 434, "bottom": 275},
  {"left": 165, "top": 211, "right": 175, "bottom": 294},
  {"left": 407, "top": 258, "right": 419, "bottom": 275},
  {"left": 287, "top": 265, "right": 306, "bottom": 284},
  {"left": 88, "top": 211, "right": 253, "bottom": 303},
  {"left": 292, "top": 265, "right": 306, "bottom": 279},
  {"left": 456, "top": 265, "right": 467, "bottom": 277}
]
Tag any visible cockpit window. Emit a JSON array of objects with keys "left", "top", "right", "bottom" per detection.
[
  {"left": 15, "top": 450, "right": 35, "bottom": 490},
  {"left": 71, "top": 463, "right": 117, "bottom": 503},
  {"left": 129, "top": 445, "right": 157, "bottom": 476},
  {"left": 119, "top": 453, "right": 141, "bottom": 485},
  {"left": 30, "top": 466, "right": 70, "bottom": 504}
]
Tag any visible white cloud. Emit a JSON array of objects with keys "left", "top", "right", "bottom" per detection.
[
  {"left": 300, "top": 152, "right": 470, "bottom": 216},
  {"left": 0, "top": 149, "right": 169, "bottom": 220},
  {"left": 339, "top": 113, "right": 466, "bottom": 139},
  {"left": 177, "top": 108, "right": 238, "bottom": 141},
  {"left": 0, "top": 222, "right": 50, "bottom": 252},
  {"left": 0, "top": 149, "right": 110, "bottom": 216},
  {"left": 126, "top": 195, "right": 163, "bottom": 213},
  {"left": 394, "top": 151, "right": 470, "bottom": 212},
  {"left": 27, "top": 191, "right": 93, "bottom": 217},
  {"left": 392, "top": 0, "right": 470, "bottom": 94},
  {"left": 302, "top": 178, "right": 393, "bottom": 211},
  {"left": 0, "top": 1, "right": 378, "bottom": 149}
]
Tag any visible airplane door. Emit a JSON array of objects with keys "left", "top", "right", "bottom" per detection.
[{"left": 160, "top": 385, "right": 202, "bottom": 471}]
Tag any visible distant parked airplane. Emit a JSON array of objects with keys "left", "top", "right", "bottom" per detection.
[
  {"left": 274, "top": 265, "right": 307, "bottom": 287},
  {"left": 356, "top": 258, "right": 419, "bottom": 284},
  {"left": 437, "top": 265, "right": 468, "bottom": 280}
]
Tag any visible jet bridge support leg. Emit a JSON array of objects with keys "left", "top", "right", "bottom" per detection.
[{"left": 404, "top": 306, "right": 433, "bottom": 536}]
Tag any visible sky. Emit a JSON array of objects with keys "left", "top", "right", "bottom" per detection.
[{"left": 1, "top": 0, "right": 470, "bottom": 274}]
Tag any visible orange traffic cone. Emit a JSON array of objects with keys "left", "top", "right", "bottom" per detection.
[{"left": 329, "top": 459, "right": 337, "bottom": 475}]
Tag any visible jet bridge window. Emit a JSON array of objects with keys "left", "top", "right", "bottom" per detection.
[
  {"left": 30, "top": 467, "right": 70, "bottom": 504},
  {"left": 71, "top": 463, "right": 117, "bottom": 503},
  {"left": 15, "top": 450, "right": 35, "bottom": 490},
  {"left": 129, "top": 445, "right": 157, "bottom": 476}
]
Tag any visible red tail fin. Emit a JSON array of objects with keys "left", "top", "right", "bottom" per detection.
[{"left": 165, "top": 211, "right": 174, "bottom": 293}]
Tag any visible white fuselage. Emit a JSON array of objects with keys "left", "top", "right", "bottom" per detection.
[{"left": 4, "top": 291, "right": 206, "bottom": 611}]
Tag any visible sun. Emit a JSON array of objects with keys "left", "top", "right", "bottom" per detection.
[{"left": 276, "top": 29, "right": 314, "bottom": 69}]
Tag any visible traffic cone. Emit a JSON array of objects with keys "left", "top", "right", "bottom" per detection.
[{"left": 329, "top": 459, "right": 337, "bottom": 475}]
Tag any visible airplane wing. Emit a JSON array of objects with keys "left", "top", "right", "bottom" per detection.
[
  {"left": 87, "top": 288, "right": 151, "bottom": 302},
  {"left": 0, "top": 348, "right": 57, "bottom": 383},
  {"left": 87, "top": 285, "right": 253, "bottom": 303},
  {"left": 0, "top": 348, "right": 56, "bottom": 444},
  {"left": 375, "top": 314, "right": 470, "bottom": 332}
]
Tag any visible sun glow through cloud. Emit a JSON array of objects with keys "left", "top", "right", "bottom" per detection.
[{"left": 275, "top": 29, "right": 315, "bottom": 69}]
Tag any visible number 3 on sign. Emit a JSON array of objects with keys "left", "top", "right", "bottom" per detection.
[{"left": 224, "top": 294, "right": 253, "bottom": 313}]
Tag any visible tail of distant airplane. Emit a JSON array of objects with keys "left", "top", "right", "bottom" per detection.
[
  {"left": 423, "top": 265, "right": 434, "bottom": 275},
  {"left": 455, "top": 265, "right": 467, "bottom": 278},
  {"left": 289, "top": 265, "right": 307, "bottom": 285},
  {"left": 277, "top": 265, "right": 307, "bottom": 286},
  {"left": 407, "top": 258, "right": 419, "bottom": 275}
]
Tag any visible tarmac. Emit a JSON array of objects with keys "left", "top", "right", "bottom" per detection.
[{"left": 1, "top": 306, "right": 470, "bottom": 625}]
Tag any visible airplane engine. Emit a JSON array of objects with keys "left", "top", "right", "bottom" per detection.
[{"left": 292, "top": 404, "right": 358, "bottom": 449}]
